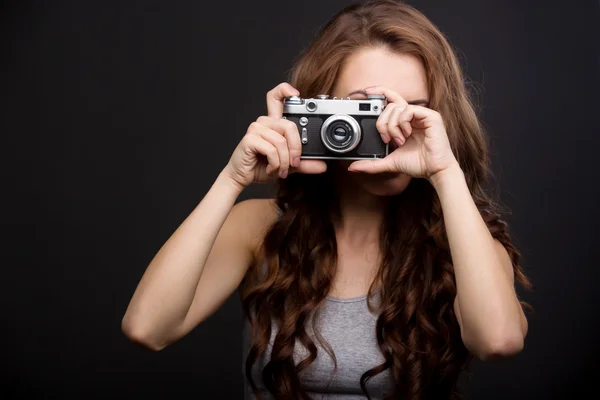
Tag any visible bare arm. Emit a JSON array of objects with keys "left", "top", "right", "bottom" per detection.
[
  {"left": 121, "top": 82, "right": 326, "bottom": 351},
  {"left": 121, "top": 170, "right": 266, "bottom": 351},
  {"left": 430, "top": 165, "right": 527, "bottom": 361}
]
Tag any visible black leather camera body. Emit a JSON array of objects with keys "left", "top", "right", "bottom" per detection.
[{"left": 283, "top": 94, "right": 388, "bottom": 160}]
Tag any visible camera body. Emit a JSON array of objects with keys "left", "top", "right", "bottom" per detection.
[{"left": 282, "top": 94, "right": 388, "bottom": 160}]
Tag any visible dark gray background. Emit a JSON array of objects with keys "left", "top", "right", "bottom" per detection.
[{"left": 1, "top": 0, "right": 599, "bottom": 398}]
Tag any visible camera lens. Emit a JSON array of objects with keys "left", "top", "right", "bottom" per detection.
[
  {"left": 321, "top": 115, "right": 361, "bottom": 153},
  {"left": 331, "top": 122, "right": 352, "bottom": 143}
]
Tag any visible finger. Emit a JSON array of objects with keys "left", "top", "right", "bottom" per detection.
[
  {"left": 347, "top": 158, "right": 395, "bottom": 174},
  {"left": 266, "top": 82, "right": 300, "bottom": 119},
  {"left": 400, "top": 104, "right": 442, "bottom": 130},
  {"left": 395, "top": 105, "right": 441, "bottom": 140},
  {"left": 396, "top": 106, "right": 414, "bottom": 141},
  {"left": 256, "top": 127, "right": 290, "bottom": 178},
  {"left": 375, "top": 102, "right": 397, "bottom": 143},
  {"left": 289, "top": 159, "right": 328, "bottom": 175},
  {"left": 244, "top": 132, "right": 280, "bottom": 175},
  {"left": 257, "top": 116, "right": 302, "bottom": 167},
  {"left": 364, "top": 85, "right": 408, "bottom": 106},
  {"left": 366, "top": 85, "right": 408, "bottom": 144},
  {"left": 387, "top": 104, "right": 408, "bottom": 146}
]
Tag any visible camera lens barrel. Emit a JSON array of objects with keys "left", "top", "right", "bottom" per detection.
[{"left": 321, "top": 114, "right": 361, "bottom": 153}]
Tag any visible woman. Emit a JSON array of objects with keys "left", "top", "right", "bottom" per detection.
[{"left": 122, "top": 0, "right": 531, "bottom": 399}]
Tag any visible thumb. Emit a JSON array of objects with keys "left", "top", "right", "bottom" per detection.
[
  {"left": 347, "top": 158, "right": 395, "bottom": 174},
  {"left": 289, "top": 159, "right": 328, "bottom": 174}
]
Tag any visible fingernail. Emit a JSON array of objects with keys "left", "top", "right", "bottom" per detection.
[
  {"left": 292, "top": 157, "right": 300, "bottom": 167},
  {"left": 292, "top": 89, "right": 300, "bottom": 95},
  {"left": 280, "top": 170, "right": 288, "bottom": 179},
  {"left": 364, "top": 86, "right": 376, "bottom": 91}
]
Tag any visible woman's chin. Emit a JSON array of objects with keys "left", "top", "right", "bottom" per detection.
[
  {"left": 358, "top": 173, "right": 413, "bottom": 197},
  {"left": 329, "top": 159, "right": 412, "bottom": 196}
]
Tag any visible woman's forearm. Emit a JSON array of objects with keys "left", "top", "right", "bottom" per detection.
[
  {"left": 121, "top": 169, "right": 242, "bottom": 344},
  {"left": 430, "top": 165, "right": 526, "bottom": 356}
]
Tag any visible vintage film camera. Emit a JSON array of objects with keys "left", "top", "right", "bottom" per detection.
[{"left": 282, "top": 94, "right": 388, "bottom": 160}]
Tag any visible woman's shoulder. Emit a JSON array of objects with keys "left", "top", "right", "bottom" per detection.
[
  {"left": 232, "top": 198, "right": 280, "bottom": 255},
  {"left": 234, "top": 198, "right": 279, "bottom": 222}
]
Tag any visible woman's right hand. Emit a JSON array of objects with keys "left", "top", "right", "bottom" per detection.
[{"left": 224, "top": 83, "right": 328, "bottom": 189}]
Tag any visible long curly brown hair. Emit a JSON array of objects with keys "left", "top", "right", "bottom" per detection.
[{"left": 239, "top": 1, "right": 531, "bottom": 399}]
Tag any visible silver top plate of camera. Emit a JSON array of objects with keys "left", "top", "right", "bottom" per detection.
[{"left": 283, "top": 94, "right": 386, "bottom": 115}]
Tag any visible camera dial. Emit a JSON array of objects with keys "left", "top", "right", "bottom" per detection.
[{"left": 285, "top": 96, "right": 303, "bottom": 105}]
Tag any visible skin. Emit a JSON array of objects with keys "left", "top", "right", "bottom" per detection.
[{"left": 122, "top": 46, "right": 527, "bottom": 363}]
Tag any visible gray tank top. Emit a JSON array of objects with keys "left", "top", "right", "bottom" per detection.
[{"left": 241, "top": 288, "right": 395, "bottom": 399}]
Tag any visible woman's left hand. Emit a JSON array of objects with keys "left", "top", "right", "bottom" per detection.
[{"left": 347, "top": 86, "right": 459, "bottom": 180}]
